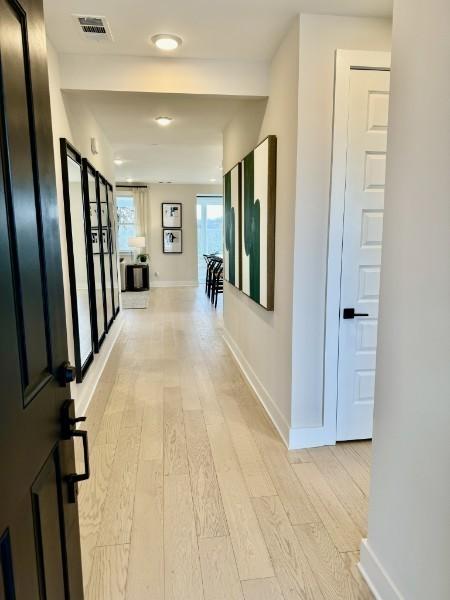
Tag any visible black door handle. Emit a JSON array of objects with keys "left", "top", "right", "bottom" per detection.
[
  {"left": 58, "top": 361, "right": 76, "bottom": 386},
  {"left": 342, "top": 308, "right": 370, "bottom": 319},
  {"left": 61, "top": 400, "right": 90, "bottom": 503}
]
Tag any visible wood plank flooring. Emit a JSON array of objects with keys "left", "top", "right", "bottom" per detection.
[{"left": 80, "top": 287, "right": 373, "bottom": 599}]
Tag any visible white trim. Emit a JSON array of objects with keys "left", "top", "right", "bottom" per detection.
[
  {"left": 75, "top": 313, "right": 125, "bottom": 417},
  {"left": 359, "top": 539, "right": 404, "bottom": 600},
  {"left": 289, "top": 425, "right": 336, "bottom": 450},
  {"left": 323, "top": 50, "right": 391, "bottom": 445},
  {"left": 150, "top": 280, "right": 199, "bottom": 288},
  {"left": 223, "top": 329, "right": 290, "bottom": 447}
]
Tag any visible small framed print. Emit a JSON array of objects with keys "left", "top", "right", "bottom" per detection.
[
  {"left": 91, "top": 228, "right": 100, "bottom": 254},
  {"left": 90, "top": 203, "right": 98, "bottom": 227},
  {"left": 163, "top": 228, "right": 182, "bottom": 254},
  {"left": 100, "top": 203, "right": 108, "bottom": 225},
  {"left": 162, "top": 203, "right": 182, "bottom": 228},
  {"left": 101, "top": 228, "right": 110, "bottom": 253}
]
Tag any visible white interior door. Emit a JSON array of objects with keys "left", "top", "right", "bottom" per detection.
[{"left": 336, "top": 68, "right": 390, "bottom": 441}]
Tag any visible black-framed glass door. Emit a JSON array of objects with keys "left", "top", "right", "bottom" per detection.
[
  {"left": 107, "top": 181, "right": 120, "bottom": 316},
  {"left": 60, "top": 139, "right": 94, "bottom": 382},
  {"left": 98, "top": 174, "right": 114, "bottom": 330},
  {"left": 82, "top": 159, "right": 106, "bottom": 351}
]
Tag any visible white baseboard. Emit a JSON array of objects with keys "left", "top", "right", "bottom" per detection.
[
  {"left": 288, "top": 425, "right": 336, "bottom": 449},
  {"left": 74, "top": 313, "right": 124, "bottom": 417},
  {"left": 223, "top": 329, "right": 290, "bottom": 447},
  {"left": 359, "top": 539, "right": 404, "bottom": 600},
  {"left": 151, "top": 280, "right": 199, "bottom": 288}
]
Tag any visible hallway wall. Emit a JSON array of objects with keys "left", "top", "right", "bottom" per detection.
[
  {"left": 291, "top": 15, "right": 392, "bottom": 436},
  {"left": 223, "top": 15, "right": 392, "bottom": 447},
  {"left": 361, "top": 0, "right": 450, "bottom": 597},
  {"left": 223, "top": 18, "right": 300, "bottom": 443},
  {"left": 47, "top": 39, "right": 121, "bottom": 415},
  {"left": 147, "top": 183, "right": 222, "bottom": 287}
]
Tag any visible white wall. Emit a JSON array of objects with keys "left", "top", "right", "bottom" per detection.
[
  {"left": 222, "top": 15, "right": 392, "bottom": 446},
  {"left": 222, "top": 19, "right": 300, "bottom": 443},
  {"left": 291, "top": 15, "right": 392, "bottom": 435},
  {"left": 360, "top": 1, "right": 450, "bottom": 598},
  {"left": 47, "top": 39, "right": 120, "bottom": 415},
  {"left": 146, "top": 183, "right": 222, "bottom": 286},
  {"left": 58, "top": 53, "right": 269, "bottom": 98}
]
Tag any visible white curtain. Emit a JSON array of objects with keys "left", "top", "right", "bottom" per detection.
[
  {"left": 133, "top": 186, "right": 149, "bottom": 241},
  {"left": 118, "top": 185, "right": 149, "bottom": 250}
]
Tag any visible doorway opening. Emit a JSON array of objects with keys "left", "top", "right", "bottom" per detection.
[{"left": 196, "top": 194, "right": 223, "bottom": 283}]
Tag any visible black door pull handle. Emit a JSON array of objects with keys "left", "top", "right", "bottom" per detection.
[
  {"left": 61, "top": 400, "right": 90, "bottom": 503},
  {"left": 342, "top": 308, "right": 370, "bottom": 319}
]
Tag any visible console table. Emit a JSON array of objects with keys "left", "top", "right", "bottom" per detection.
[{"left": 125, "top": 264, "right": 150, "bottom": 291}]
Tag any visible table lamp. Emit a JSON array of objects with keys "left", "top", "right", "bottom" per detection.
[{"left": 128, "top": 236, "right": 146, "bottom": 263}]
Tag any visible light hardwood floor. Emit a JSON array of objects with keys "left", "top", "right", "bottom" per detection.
[{"left": 78, "top": 287, "right": 373, "bottom": 600}]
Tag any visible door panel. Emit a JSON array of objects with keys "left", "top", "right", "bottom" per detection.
[
  {"left": 0, "top": 530, "right": 15, "bottom": 599},
  {"left": 0, "top": 0, "right": 50, "bottom": 404},
  {"left": 31, "top": 449, "right": 66, "bottom": 599},
  {"left": 0, "top": 0, "right": 84, "bottom": 597},
  {"left": 336, "top": 69, "right": 390, "bottom": 441}
]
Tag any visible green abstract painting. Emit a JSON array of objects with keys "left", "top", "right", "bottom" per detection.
[
  {"left": 224, "top": 163, "right": 241, "bottom": 288},
  {"left": 241, "top": 136, "right": 277, "bottom": 310}
]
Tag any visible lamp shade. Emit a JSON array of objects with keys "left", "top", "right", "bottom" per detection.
[{"left": 128, "top": 236, "right": 146, "bottom": 249}]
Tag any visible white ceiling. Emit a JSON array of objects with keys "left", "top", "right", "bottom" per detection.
[
  {"left": 66, "top": 91, "right": 260, "bottom": 183},
  {"left": 44, "top": 0, "right": 392, "bottom": 61}
]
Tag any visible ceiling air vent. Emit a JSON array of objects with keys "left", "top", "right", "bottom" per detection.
[{"left": 74, "top": 15, "right": 113, "bottom": 41}]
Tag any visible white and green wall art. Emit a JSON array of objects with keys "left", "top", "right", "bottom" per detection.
[
  {"left": 224, "top": 135, "right": 277, "bottom": 310},
  {"left": 224, "top": 162, "right": 241, "bottom": 288}
]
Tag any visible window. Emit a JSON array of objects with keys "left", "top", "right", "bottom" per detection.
[
  {"left": 117, "top": 195, "right": 136, "bottom": 252},
  {"left": 197, "top": 195, "right": 223, "bottom": 282}
]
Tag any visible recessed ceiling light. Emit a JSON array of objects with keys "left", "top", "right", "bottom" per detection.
[
  {"left": 209, "top": 178, "right": 217, "bottom": 183},
  {"left": 114, "top": 159, "right": 123, "bottom": 165},
  {"left": 151, "top": 33, "right": 182, "bottom": 51},
  {"left": 126, "top": 178, "right": 133, "bottom": 183},
  {"left": 155, "top": 116, "right": 173, "bottom": 127}
]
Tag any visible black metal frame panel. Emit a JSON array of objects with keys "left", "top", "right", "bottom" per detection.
[
  {"left": 96, "top": 173, "right": 115, "bottom": 332},
  {"left": 60, "top": 138, "right": 94, "bottom": 382},
  {"left": 82, "top": 159, "right": 106, "bottom": 352},
  {"left": 106, "top": 180, "right": 121, "bottom": 317}
]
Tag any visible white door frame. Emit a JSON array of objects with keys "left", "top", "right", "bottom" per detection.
[{"left": 323, "top": 50, "right": 391, "bottom": 445}]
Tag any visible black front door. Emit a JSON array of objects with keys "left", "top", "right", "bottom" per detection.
[{"left": 0, "top": 0, "right": 84, "bottom": 597}]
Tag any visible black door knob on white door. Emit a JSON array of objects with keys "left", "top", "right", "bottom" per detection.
[{"left": 342, "top": 308, "right": 370, "bottom": 319}]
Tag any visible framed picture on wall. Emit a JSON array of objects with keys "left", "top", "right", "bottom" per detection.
[
  {"left": 224, "top": 162, "right": 241, "bottom": 289},
  {"left": 99, "top": 203, "right": 108, "bottom": 225},
  {"left": 101, "top": 227, "right": 109, "bottom": 253},
  {"left": 162, "top": 202, "right": 182, "bottom": 228},
  {"left": 241, "top": 135, "right": 277, "bottom": 310},
  {"left": 91, "top": 228, "right": 100, "bottom": 254},
  {"left": 90, "top": 202, "right": 98, "bottom": 227},
  {"left": 163, "top": 228, "right": 182, "bottom": 253}
]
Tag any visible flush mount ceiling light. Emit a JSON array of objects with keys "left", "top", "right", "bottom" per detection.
[
  {"left": 151, "top": 33, "right": 182, "bottom": 51},
  {"left": 155, "top": 116, "right": 173, "bottom": 126}
]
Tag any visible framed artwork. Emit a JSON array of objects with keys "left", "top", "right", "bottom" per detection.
[
  {"left": 162, "top": 202, "right": 182, "bottom": 228},
  {"left": 99, "top": 203, "right": 108, "bottom": 225},
  {"left": 101, "top": 227, "right": 109, "bottom": 253},
  {"left": 224, "top": 162, "right": 241, "bottom": 289},
  {"left": 91, "top": 228, "right": 100, "bottom": 254},
  {"left": 90, "top": 202, "right": 98, "bottom": 227},
  {"left": 163, "top": 228, "right": 182, "bottom": 253},
  {"left": 241, "top": 135, "right": 277, "bottom": 310}
]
